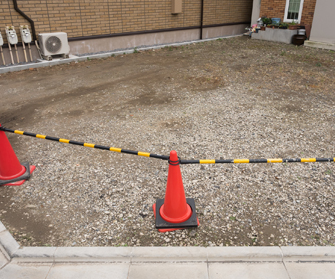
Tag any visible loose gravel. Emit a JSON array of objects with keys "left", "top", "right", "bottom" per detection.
[{"left": 0, "top": 36, "right": 334, "bottom": 247}]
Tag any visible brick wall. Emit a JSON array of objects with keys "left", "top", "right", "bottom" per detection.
[
  {"left": 300, "top": 0, "right": 316, "bottom": 26},
  {"left": 259, "top": 0, "right": 316, "bottom": 26},
  {"left": 203, "top": 0, "right": 253, "bottom": 25},
  {"left": 0, "top": 0, "right": 252, "bottom": 44}
]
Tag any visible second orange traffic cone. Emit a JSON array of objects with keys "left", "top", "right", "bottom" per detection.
[{"left": 153, "top": 150, "right": 199, "bottom": 232}]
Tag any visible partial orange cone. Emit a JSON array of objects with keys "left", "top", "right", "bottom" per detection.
[
  {"left": 153, "top": 150, "right": 199, "bottom": 232},
  {"left": 0, "top": 125, "right": 35, "bottom": 186}
]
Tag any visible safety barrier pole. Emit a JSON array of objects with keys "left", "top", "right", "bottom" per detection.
[
  {"left": 180, "top": 158, "right": 335, "bottom": 164},
  {"left": 0, "top": 126, "right": 334, "bottom": 164},
  {"left": 0, "top": 126, "right": 169, "bottom": 161}
]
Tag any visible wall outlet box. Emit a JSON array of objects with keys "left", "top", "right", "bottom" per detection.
[{"left": 172, "top": 0, "right": 182, "bottom": 14}]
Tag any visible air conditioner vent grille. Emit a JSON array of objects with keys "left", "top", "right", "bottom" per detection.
[{"left": 45, "top": 36, "right": 62, "bottom": 53}]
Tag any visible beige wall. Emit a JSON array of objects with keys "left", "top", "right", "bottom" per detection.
[
  {"left": 309, "top": 0, "right": 335, "bottom": 44},
  {"left": 251, "top": 0, "right": 261, "bottom": 26},
  {"left": 1, "top": 0, "right": 252, "bottom": 45},
  {"left": 0, "top": 0, "right": 252, "bottom": 64},
  {"left": 69, "top": 29, "right": 200, "bottom": 55},
  {"left": 0, "top": 24, "right": 247, "bottom": 63},
  {"left": 69, "top": 24, "right": 248, "bottom": 55},
  {"left": 202, "top": 24, "right": 249, "bottom": 38}
]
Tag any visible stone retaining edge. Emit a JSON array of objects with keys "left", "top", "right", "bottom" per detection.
[{"left": 0, "top": 221, "right": 334, "bottom": 263}]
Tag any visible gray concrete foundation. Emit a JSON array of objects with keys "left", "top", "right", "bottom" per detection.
[
  {"left": 305, "top": 40, "right": 335, "bottom": 51},
  {"left": 69, "top": 24, "right": 248, "bottom": 55},
  {"left": 251, "top": 28, "right": 298, "bottom": 44},
  {"left": 0, "top": 24, "right": 248, "bottom": 69}
]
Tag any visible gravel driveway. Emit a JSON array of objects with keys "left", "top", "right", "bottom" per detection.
[{"left": 0, "top": 36, "right": 334, "bottom": 247}]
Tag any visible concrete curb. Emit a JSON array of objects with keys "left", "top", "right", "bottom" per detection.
[
  {"left": 0, "top": 34, "right": 242, "bottom": 74},
  {"left": 0, "top": 222, "right": 334, "bottom": 264},
  {"left": 281, "top": 246, "right": 335, "bottom": 262}
]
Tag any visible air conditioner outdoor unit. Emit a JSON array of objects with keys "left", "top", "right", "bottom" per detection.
[{"left": 38, "top": 32, "right": 70, "bottom": 60}]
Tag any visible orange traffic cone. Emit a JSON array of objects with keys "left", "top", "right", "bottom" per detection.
[
  {"left": 0, "top": 125, "right": 35, "bottom": 186},
  {"left": 153, "top": 150, "right": 199, "bottom": 232}
]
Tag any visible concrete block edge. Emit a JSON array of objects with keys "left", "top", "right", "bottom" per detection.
[
  {"left": 1, "top": 221, "right": 335, "bottom": 263},
  {"left": 0, "top": 225, "right": 20, "bottom": 258},
  {"left": 281, "top": 246, "right": 335, "bottom": 262}
]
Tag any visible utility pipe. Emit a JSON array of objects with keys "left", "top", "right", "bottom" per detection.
[
  {"left": 200, "top": 0, "right": 204, "bottom": 40},
  {"left": 12, "top": 0, "right": 36, "bottom": 41},
  {"left": 68, "top": 22, "right": 250, "bottom": 42}
]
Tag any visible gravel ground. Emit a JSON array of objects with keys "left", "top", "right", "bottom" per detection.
[{"left": 0, "top": 36, "right": 334, "bottom": 247}]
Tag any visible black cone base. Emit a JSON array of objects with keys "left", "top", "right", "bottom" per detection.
[{"left": 155, "top": 198, "right": 198, "bottom": 229}]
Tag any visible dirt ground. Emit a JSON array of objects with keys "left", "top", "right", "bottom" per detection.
[{"left": 0, "top": 36, "right": 334, "bottom": 247}]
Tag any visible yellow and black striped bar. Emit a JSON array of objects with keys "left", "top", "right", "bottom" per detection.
[
  {"left": 1, "top": 126, "right": 334, "bottom": 165},
  {"left": 0, "top": 127, "right": 169, "bottom": 161},
  {"left": 180, "top": 157, "right": 335, "bottom": 164}
]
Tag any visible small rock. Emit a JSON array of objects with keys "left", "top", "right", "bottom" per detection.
[{"left": 189, "top": 230, "right": 196, "bottom": 237}]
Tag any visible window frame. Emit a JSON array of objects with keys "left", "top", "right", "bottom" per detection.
[{"left": 283, "top": 0, "right": 305, "bottom": 23}]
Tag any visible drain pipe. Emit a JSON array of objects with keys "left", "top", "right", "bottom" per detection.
[
  {"left": 12, "top": 0, "right": 36, "bottom": 41},
  {"left": 200, "top": 0, "right": 204, "bottom": 39}
]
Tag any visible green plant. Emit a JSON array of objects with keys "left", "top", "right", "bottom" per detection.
[
  {"left": 87, "top": 57, "right": 91, "bottom": 61},
  {"left": 262, "top": 17, "right": 272, "bottom": 25},
  {"left": 111, "top": 54, "right": 115, "bottom": 57},
  {"left": 290, "top": 20, "right": 298, "bottom": 26},
  {"left": 280, "top": 50, "right": 286, "bottom": 56},
  {"left": 279, "top": 23, "right": 289, "bottom": 29},
  {"left": 316, "top": 62, "right": 322, "bottom": 67},
  {"left": 133, "top": 47, "right": 139, "bottom": 53}
]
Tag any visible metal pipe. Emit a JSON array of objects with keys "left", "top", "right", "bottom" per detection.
[
  {"left": 27, "top": 43, "right": 33, "bottom": 61},
  {"left": 200, "top": 0, "right": 204, "bottom": 40},
  {"left": 68, "top": 22, "right": 250, "bottom": 42},
  {"left": 12, "top": 0, "right": 37, "bottom": 41},
  {"left": 22, "top": 41, "right": 28, "bottom": 62},
  {"left": 14, "top": 44, "right": 19, "bottom": 63},
  {"left": 8, "top": 43, "right": 14, "bottom": 64},
  {"left": 0, "top": 46, "right": 5, "bottom": 65}
]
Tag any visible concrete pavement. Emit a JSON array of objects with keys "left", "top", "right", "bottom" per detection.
[{"left": 0, "top": 221, "right": 335, "bottom": 279}]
